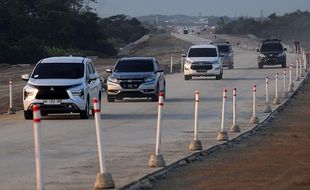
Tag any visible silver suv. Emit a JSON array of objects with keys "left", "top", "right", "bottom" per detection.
[
  {"left": 22, "top": 56, "right": 102, "bottom": 119},
  {"left": 106, "top": 57, "right": 165, "bottom": 102},
  {"left": 211, "top": 41, "right": 234, "bottom": 69}
]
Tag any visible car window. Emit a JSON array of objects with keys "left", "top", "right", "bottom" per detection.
[
  {"left": 217, "top": 45, "right": 230, "bottom": 53},
  {"left": 87, "top": 62, "right": 95, "bottom": 74},
  {"left": 32, "top": 63, "right": 84, "bottom": 79},
  {"left": 188, "top": 48, "right": 218, "bottom": 57},
  {"left": 260, "top": 43, "right": 283, "bottom": 52},
  {"left": 114, "top": 60, "right": 154, "bottom": 72}
]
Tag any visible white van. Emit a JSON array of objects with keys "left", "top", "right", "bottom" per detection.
[{"left": 184, "top": 44, "right": 223, "bottom": 80}]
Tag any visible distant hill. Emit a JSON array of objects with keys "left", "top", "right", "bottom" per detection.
[{"left": 137, "top": 14, "right": 231, "bottom": 26}]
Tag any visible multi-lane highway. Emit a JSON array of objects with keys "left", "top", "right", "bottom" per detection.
[{"left": 0, "top": 33, "right": 302, "bottom": 189}]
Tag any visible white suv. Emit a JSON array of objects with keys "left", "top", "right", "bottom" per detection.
[
  {"left": 21, "top": 56, "right": 102, "bottom": 119},
  {"left": 184, "top": 44, "right": 223, "bottom": 80}
]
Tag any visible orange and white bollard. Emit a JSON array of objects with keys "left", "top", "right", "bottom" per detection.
[
  {"left": 32, "top": 105, "right": 44, "bottom": 190},
  {"left": 263, "top": 77, "right": 272, "bottom": 113},
  {"left": 93, "top": 98, "right": 115, "bottom": 189},
  {"left": 249, "top": 85, "right": 259, "bottom": 124},
  {"left": 189, "top": 91, "right": 202, "bottom": 150},
  {"left": 288, "top": 64, "right": 294, "bottom": 92},
  {"left": 149, "top": 92, "right": 166, "bottom": 167},
  {"left": 300, "top": 57, "right": 304, "bottom": 77},
  {"left": 170, "top": 56, "right": 173, "bottom": 73},
  {"left": 7, "top": 80, "right": 15, "bottom": 114},
  {"left": 282, "top": 70, "right": 289, "bottom": 98},
  {"left": 273, "top": 73, "right": 280, "bottom": 105},
  {"left": 217, "top": 89, "right": 229, "bottom": 141},
  {"left": 230, "top": 88, "right": 240, "bottom": 132},
  {"left": 295, "top": 59, "right": 300, "bottom": 81}
]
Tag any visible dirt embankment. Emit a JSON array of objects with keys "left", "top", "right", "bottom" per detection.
[
  {"left": 151, "top": 81, "right": 310, "bottom": 190},
  {"left": 0, "top": 33, "right": 191, "bottom": 114}
]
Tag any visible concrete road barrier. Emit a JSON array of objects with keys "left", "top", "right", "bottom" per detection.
[
  {"left": 93, "top": 98, "right": 115, "bottom": 189},
  {"left": 273, "top": 73, "right": 281, "bottom": 105},
  {"left": 7, "top": 80, "right": 15, "bottom": 114},
  {"left": 217, "top": 89, "right": 229, "bottom": 141},
  {"left": 32, "top": 105, "right": 44, "bottom": 190},
  {"left": 230, "top": 88, "right": 240, "bottom": 132},
  {"left": 189, "top": 90, "right": 203, "bottom": 151},
  {"left": 149, "top": 92, "right": 166, "bottom": 168},
  {"left": 249, "top": 85, "right": 259, "bottom": 124}
]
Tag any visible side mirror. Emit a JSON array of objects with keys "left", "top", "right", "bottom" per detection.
[
  {"left": 88, "top": 74, "right": 97, "bottom": 82},
  {"left": 106, "top": 68, "right": 112, "bottom": 73},
  {"left": 21, "top": 74, "right": 30, "bottom": 81},
  {"left": 284, "top": 48, "right": 287, "bottom": 51}
]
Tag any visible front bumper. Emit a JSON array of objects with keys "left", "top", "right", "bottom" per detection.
[
  {"left": 184, "top": 64, "right": 221, "bottom": 76},
  {"left": 258, "top": 57, "right": 286, "bottom": 65},
  {"left": 107, "top": 81, "right": 157, "bottom": 98},
  {"left": 23, "top": 93, "right": 86, "bottom": 113}
]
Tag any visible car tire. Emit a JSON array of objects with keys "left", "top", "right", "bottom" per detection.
[
  {"left": 184, "top": 75, "right": 191, "bottom": 80},
  {"left": 80, "top": 100, "right": 90, "bottom": 119},
  {"left": 151, "top": 85, "right": 160, "bottom": 102},
  {"left": 281, "top": 63, "right": 287, "bottom": 68},
  {"left": 215, "top": 74, "right": 222, "bottom": 80},
  {"left": 107, "top": 94, "right": 115, "bottom": 102},
  {"left": 228, "top": 65, "right": 234, "bottom": 69},
  {"left": 258, "top": 63, "right": 263, "bottom": 69},
  {"left": 24, "top": 110, "right": 33, "bottom": 120}
]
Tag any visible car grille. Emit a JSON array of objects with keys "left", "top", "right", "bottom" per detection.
[
  {"left": 35, "top": 86, "right": 71, "bottom": 99},
  {"left": 120, "top": 79, "right": 144, "bottom": 89},
  {"left": 191, "top": 62, "right": 213, "bottom": 70}
]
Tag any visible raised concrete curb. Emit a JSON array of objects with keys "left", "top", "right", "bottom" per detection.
[{"left": 120, "top": 73, "right": 309, "bottom": 190}]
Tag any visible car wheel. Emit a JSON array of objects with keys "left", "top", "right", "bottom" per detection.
[
  {"left": 80, "top": 99, "right": 90, "bottom": 119},
  {"left": 184, "top": 75, "right": 191, "bottom": 80},
  {"left": 24, "top": 110, "right": 33, "bottom": 120},
  {"left": 216, "top": 72, "right": 223, "bottom": 80},
  {"left": 281, "top": 63, "right": 287, "bottom": 68},
  {"left": 151, "top": 85, "right": 160, "bottom": 102},
  {"left": 258, "top": 63, "right": 263, "bottom": 69},
  {"left": 228, "top": 65, "right": 234, "bottom": 69},
  {"left": 107, "top": 94, "right": 115, "bottom": 102}
]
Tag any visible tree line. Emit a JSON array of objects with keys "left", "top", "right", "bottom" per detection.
[
  {"left": 216, "top": 10, "right": 310, "bottom": 47},
  {"left": 0, "top": 0, "right": 149, "bottom": 64}
]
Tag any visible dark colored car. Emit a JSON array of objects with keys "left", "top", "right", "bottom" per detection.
[
  {"left": 106, "top": 57, "right": 165, "bottom": 102},
  {"left": 257, "top": 39, "right": 287, "bottom": 69}
]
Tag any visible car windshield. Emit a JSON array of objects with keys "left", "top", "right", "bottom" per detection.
[
  {"left": 188, "top": 48, "right": 217, "bottom": 57},
  {"left": 32, "top": 63, "right": 84, "bottom": 79},
  {"left": 114, "top": 60, "right": 154, "bottom": 72},
  {"left": 217, "top": 45, "right": 230, "bottom": 53},
  {"left": 260, "top": 43, "right": 283, "bottom": 52}
]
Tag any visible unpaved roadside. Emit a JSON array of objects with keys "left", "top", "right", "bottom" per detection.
[
  {"left": 0, "top": 33, "right": 191, "bottom": 114},
  {"left": 150, "top": 81, "right": 310, "bottom": 190}
]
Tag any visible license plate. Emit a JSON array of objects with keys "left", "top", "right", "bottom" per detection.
[{"left": 43, "top": 99, "right": 61, "bottom": 105}]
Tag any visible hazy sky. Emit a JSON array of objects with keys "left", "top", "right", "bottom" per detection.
[{"left": 92, "top": 0, "right": 310, "bottom": 18}]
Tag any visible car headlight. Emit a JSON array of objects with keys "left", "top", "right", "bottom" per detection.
[
  {"left": 24, "top": 85, "right": 38, "bottom": 100},
  {"left": 108, "top": 76, "right": 119, "bottom": 83},
  {"left": 144, "top": 75, "right": 156, "bottom": 83},
  {"left": 278, "top": 52, "right": 285, "bottom": 57},
  {"left": 184, "top": 59, "right": 192, "bottom": 70},
  {"left": 259, "top": 54, "right": 265, "bottom": 58},
  {"left": 71, "top": 89, "right": 85, "bottom": 99}
]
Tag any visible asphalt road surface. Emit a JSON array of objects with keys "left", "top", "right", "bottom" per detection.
[
  {"left": 0, "top": 34, "right": 302, "bottom": 189},
  {"left": 151, "top": 77, "right": 310, "bottom": 190}
]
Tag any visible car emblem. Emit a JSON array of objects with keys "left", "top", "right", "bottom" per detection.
[{"left": 50, "top": 87, "right": 54, "bottom": 91}]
